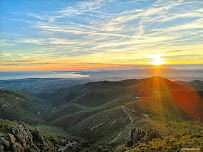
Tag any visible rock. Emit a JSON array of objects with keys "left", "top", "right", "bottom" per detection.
[
  {"left": 8, "top": 134, "right": 16, "bottom": 144},
  {"left": 126, "top": 140, "right": 134, "bottom": 147},
  {"left": 32, "top": 129, "right": 44, "bottom": 144},
  {"left": 18, "top": 122, "right": 26, "bottom": 127},
  {"left": 0, "top": 137, "right": 10, "bottom": 149},
  {"left": 142, "top": 129, "right": 160, "bottom": 142},
  {"left": 0, "top": 131, "right": 5, "bottom": 137},
  {"left": 17, "top": 137, "right": 26, "bottom": 148},
  {"left": 12, "top": 142, "right": 24, "bottom": 152},
  {"left": 130, "top": 128, "right": 145, "bottom": 144},
  {"left": 112, "top": 120, "right": 117, "bottom": 125},
  {"left": 15, "top": 126, "right": 33, "bottom": 148},
  {"left": 0, "top": 119, "right": 61, "bottom": 152},
  {"left": 16, "top": 130, "right": 27, "bottom": 147},
  {"left": 126, "top": 128, "right": 160, "bottom": 147},
  {"left": 17, "top": 124, "right": 24, "bottom": 132},
  {"left": 12, "top": 127, "right": 19, "bottom": 135},
  {"left": 0, "top": 145, "right": 5, "bottom": 152}
]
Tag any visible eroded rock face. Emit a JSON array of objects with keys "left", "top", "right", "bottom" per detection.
[
  {"left": 8, "top": 134, "right": 16, "bottom": 144},
  {"left": 126, "top": 128, "right": 160, "bottom": 147},
  {"left": 12, "top": 142, "right": 24, "bottom": 152},
  {"left": 0, "top": 121, "right": 37, "bottom": 152},
  {"left": 0, "top": 119, "right": 44, "bottom": 152},
  {"left": 0, "top": 119, "right": 71, "bottom": 152}
]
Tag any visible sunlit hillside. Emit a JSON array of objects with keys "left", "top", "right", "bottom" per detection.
[
  {"left": 0, "top": 0, "right": 203, "bottom": 151},
  {"left": 0, "top": 77, "right": 203, "bottom": 151}
]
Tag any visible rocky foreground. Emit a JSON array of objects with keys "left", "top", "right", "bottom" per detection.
[{"left": 0, "top": 119, "right": 74, "bottom": 152}]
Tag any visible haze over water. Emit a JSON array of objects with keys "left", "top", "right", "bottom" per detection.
[
  {"left": 0, "top": 71, "right": 89, "bottom": 80},
  {"left": 1, "top": 64, "right": 203, "bottom": 81}
]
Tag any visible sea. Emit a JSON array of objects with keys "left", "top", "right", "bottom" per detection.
[
  {"left": 0, "top": 71, "right": 89, "bottom": 80},
  {"left": 0, "top": 65, "right": 203, "bottom": 81}
]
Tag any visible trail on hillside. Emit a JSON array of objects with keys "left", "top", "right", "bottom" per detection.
[
  {"left": 109, "top": 106, "right": 135, "bottom": 144},
  {"left": 59, "top": 141, "right": 77, "bottom": 152},
  {"left": 123, "top": 106, "right": 149, "bottom": 118},
  {"left": 52, "top": 107, "right": 56, "bottom": 113},
  {"left": 109, "top": 105, "right": 150, "bottom": 144},
  {"left": 121, "top": 106, "right": 136, "bottom": 123}
]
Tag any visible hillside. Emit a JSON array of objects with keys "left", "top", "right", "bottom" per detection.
[
  {"left": 0, "top": 76, "right": 203, "bottom": 151},
  {"left": 0, "top": 90, "right": 52, "bottom": 124},
  {"left": 45, "top": 77, "right": 203, "bottom": 149}
]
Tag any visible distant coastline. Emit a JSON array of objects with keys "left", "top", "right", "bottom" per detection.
[
  {"left": 0, "top": 71, "right": 89, "bottom": 80},
  {"left": 0, "top": 66, "right": 203, "bottom": 81}
]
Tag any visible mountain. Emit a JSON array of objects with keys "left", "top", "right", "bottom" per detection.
[
  {"left": 0, "top": 90, "right": 51, "bottom": 124},
  {"left": 0, "top": 76, "right": 203, "bottom": 151},
  {"left": 45, "top": 76, "right": 203, "bottom": 148}
]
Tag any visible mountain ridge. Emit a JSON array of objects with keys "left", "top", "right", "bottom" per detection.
[{"left": 0, "top": 76, "right": 203, "bottom": 151}]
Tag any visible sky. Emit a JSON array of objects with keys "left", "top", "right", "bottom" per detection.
[{"left": 0, "top": 0, "right": 203, "bottom": 71}]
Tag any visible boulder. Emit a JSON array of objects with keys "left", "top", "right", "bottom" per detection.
[
  {"left": 126, "top": 128, "right": 160, "bottom": 147},
  {"left": 0, "top": 137, "right": 10, "bottom": 149},
  {"left": 32, "top": 129, "right": 44, "bottom": 144},
  {"left": 142, "top": 129, "right": 160, "bottom": 142},
  {"left": 12, "top": 127, "right": 19, "bottom": 135},
  {"left": 8, "top": 134, "right": 16, "bottom": 144},
  {"left": 17, "top": 124, "right": 24, "bottom": 132},
  {"left": 12, "top": 142, "right": 24, "bottom": 152},
  {"left": 16, "top": 130, "right": 28, "bottom": 147},
  {"left": 0, "top": 131, "right": 5, "bottom": 137}
]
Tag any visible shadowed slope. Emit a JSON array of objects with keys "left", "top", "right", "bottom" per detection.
[{"left": 0, "top": 90, "right": 51, "bottom": 124}]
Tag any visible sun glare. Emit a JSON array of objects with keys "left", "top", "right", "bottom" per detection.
[{"left": 148, "top": 55, "right": 166, "bottom": 66}]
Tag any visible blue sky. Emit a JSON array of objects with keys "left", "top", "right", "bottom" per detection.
[{"left": 0, "top": 0, "right": 203, "bottom": 71}]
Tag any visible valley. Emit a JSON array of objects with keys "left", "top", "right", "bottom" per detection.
[{"left": 0, "top": 76, "right": 203, "bottom": 151}]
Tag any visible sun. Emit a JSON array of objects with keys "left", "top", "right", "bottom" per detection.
[{"left": 148, "top": 55, "right": 166, "bottom": 66}]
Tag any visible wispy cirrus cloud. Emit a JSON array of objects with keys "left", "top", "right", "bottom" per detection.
[{"left": 1, "top": 0, "right": 203, "bottom": 71}]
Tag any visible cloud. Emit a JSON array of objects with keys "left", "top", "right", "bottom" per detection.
[
  {"left": 1, "top": 0, "right": 203, "bottom": 70},
  {"left": 0, "top": 40, "right": 14, "bottom": 47},
  {"left": 15, "top": 38, "right": 80, "bottom": 45},
  {"left": 59, "top": 0, "right": 114, "bottom": 16},
  {"left": 26, "top": 0, "right": 115, "bottom": 23}
]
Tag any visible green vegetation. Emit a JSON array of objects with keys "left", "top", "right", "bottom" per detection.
[
  {"left": 0, "top": 90, "right": 51, "bottom": 124},
  {"left": 69, "top": 106, "right": 129, "bottom": 144},
  {"left": 116, "top": 120, "right": 203, "bottom": 152},
  {"left": 0, "top": 77, "right": 203, "bottom": 151}
]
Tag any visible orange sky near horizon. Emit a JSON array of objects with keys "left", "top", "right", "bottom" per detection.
[{"left": 0, "top": 0, "right": 203, "bottom": 71}]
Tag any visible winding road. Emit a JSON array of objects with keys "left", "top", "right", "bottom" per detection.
[
  {"left": 109, "top": 105, "right": 149, "bottom": 144},
  {"left": 109, "top": 106, "right": 135, "bottom": 144}
]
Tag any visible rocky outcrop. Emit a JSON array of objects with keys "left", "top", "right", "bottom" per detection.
[
  {"left": 32, "top": 128, "right": 44, "bottom": 144},
  {"left": 0, "top": 120, "right": 39, "bottom": 152},
  {"left": 0, "top": 136, "right": 10, "bottom": 149},
  {"left": 0, "top": 119, "right": 66, "bottom": 152},
  {"left": 126, "top": 128, "right": 160, "bottom": 147}
]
